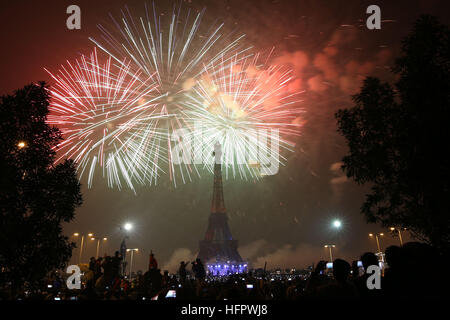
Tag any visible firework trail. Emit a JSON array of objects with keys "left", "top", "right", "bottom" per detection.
[
  {"left": 45, "top": 48, "right": 164, "bottom": 190},
  {"left": 90, "top": 2, "right": 246, "bottom": 91},
  {"left": 89, "top": 2, "right": 251, "bottom": 186}
]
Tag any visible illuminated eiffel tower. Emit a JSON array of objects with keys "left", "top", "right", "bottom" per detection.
[{"left": 197, "top": 143, "right": 244, "bottom": 268}]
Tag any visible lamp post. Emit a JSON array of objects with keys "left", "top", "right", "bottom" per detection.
[
  {"left": 120, "top": 223, "right": 133, "bottom": 276},
  {"left": 127, "top": 248, "right": 139, "bottom": 280},
  {"left": 389, "top": 227, "right": 406, "bottom": 246},
  {"left": 73, "top": 232, "right": 93, "bottom": 264},
  {"left": 324, "top": 244, "right": 336, "bottom": 261},
  {"left": 92, "top": 237, "right": 108, "bottom": 258},
  {"left": 369, "top": 232, "right": 385, "bottom": 261}
]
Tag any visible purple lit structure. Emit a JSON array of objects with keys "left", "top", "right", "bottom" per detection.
[
  {"left": 198, "top": 143, "right": 246, "bottom": 271},
  {"left": 206, "top": 262, "right": 248, "bottom": 276}
]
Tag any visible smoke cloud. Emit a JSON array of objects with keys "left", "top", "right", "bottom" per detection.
[{"left": 161, "top": 248, "right": 196, "bottom": 273}]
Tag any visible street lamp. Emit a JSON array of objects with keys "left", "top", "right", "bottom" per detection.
[
  {"left": 389, "top": 227, "right": 406, "bottom": 246},
  {"left": 120, "top": 223, "right": 134, "bottom": 276},
  {"left": 332, "top": 220, "right": 342, "bottom": 229},
  {"left": 97, "top": 237, "right": 108, "bottom": 258},
  {"left": 369, "top": 233, "right": 385, "bottom": 261},
  {"left": 324, "top": 244, "right": 336, "bottom": 261},
  {"left": 102, "top": 237, "right": 108, "bottom": 256},
  {"left": 90, "top": 237, "right": 108, "bottom": 258},
  {"left": 17, "top": 141, "right": 26, "bottom": 149},
  {"left": 126, "top": 248, "right": 139, "bottom": 280},
  {"left": 73, "top": 232, "right": 93, "bottom": 264}
]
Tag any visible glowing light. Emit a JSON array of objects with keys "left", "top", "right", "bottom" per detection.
[
  {"left": 124, "top": 223, "right": 133, "bottom": 231},
  {"left": 206, "top": 262, "right": 248, "bottom": 276},
  {"left": 17, "top": 141, "right": 26, "bottom": 148},
  {"left": 333, "top": 220, "right": 342, "bottom": 228}
]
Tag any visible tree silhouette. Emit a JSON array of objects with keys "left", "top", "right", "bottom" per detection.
[
  {"left": 0, "top": 82, "right": 82, "bottom": 296},
  {"left": 336, "top": 15, "right": 450, "bottom": 253}
]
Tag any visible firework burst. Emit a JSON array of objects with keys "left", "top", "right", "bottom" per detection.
[
  {"left": 45, "top": 48, "right": 164, "bottom": 190},
  {"left": 179, "top": 50, "right": 304, "bottom": 179},
  {"left": 46, "top": 3, "right": 304, "bottom": 189},
  {"left": 88, "top": 2, "right": 251, "bottom": 186}
]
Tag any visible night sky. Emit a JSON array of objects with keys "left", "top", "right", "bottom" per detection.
[{"left": 1, "top": 0, "right": 449, "bottom": 273}]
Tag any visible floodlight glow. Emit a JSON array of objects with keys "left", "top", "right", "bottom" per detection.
[
  {"left": 333, "top": 220, "right": 342, "bottom": 228},
  {"left": 124, "top": 223, "right": 133, "bottom": 231}
]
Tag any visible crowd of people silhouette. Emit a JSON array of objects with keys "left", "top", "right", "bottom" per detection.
[{"left": 2, "top": 241, "right": 447, "bottom": 300}]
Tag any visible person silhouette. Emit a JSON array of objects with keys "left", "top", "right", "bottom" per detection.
[
  {"left": 148, "top": 251, "right": 158, "bottom": 270},
  {"left": 318, "top": 259, "right": 357, "bottom": 298},
  {"left": 179, "top": 261, "right": 189, "bottom": 284}
]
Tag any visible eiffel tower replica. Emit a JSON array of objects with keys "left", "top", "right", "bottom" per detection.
[{"left": 197, "top": 143, "right": 244, "bottom": 268}]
